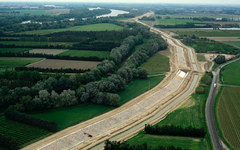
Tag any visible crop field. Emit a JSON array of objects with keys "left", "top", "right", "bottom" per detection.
[
  {"left": 164, "top": 13, "right": 240, "bottom": 18},
  {"left": 197, "top": 54, "right": 206, "bottom": 61},
  {"left": 0, "top": 57, "right": 44, "bottom": 68},
  {"left": 221, "top": 59, "right": 240, "bottom": 85},
  {"left": 217, "top": 87, "right": 240, "bottom": 148},
  {"left": 3, "top": 9, "right": 56, "bottom": 15},
  {"left": 166, "top": 28, "right": 240, "bottom": 37},
  {"left": 156, "top": 18, "right": 203, "bottom": 25},
  {"left": 222, "top": 41, "right": 240, "bottom": 47},
  {"left": 16, "top": 23, "right": 123, "bottom": 35},
  {"left": 0, "top": 48, "right": 31, "bottom": 53},
  {"left": 208, "top": 37, "right": 240, "bottom": 41},
  {"left": 29, "top": 104, "right": 113, "bottom": 130},
  {"left": 0, "top": 116, "right": 52, "bottom": 149},
  {"left": 127, "top": 132, "right": 208, "bottom": 150},
  {"left": 203, "top": 21, "right": 240, "bottom": 25},
  {"left": 141, "top": 21, "right": 156, "bottom": 26},
  {"left": 141, "top": 53, "right": 170, "bottom": 74},
  {"left": 0, "top": 41, "right": 76, "bottom": 47},
  {"left": 28, "top": 59, "right": 101, "bottom": 69},
  {"left": 188, "top": 41, "right": 239, "bottom": 54},
  {"left": 57, "top": 50, "right": 110, "bottom": 59},
  {"left": 29, "top": 49, "right": 67, "bottom": 55},
  {"left": 118, "top": 75, "right": 165, "bottom": 105}
]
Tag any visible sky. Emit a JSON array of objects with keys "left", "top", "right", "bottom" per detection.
[{"left": 0, "top": 0, "right": 240, "bottom": 4}]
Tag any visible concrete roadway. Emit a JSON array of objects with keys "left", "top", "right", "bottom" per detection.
[{"left": 206, "top": 57, "right": 240, "bottom": 150}]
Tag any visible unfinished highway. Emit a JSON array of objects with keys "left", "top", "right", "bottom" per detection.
[{"left": 21, "top": 13, "right": 202, "bottom": 150}]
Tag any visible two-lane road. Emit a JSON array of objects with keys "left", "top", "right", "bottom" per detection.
[{"left": 206, "top": 57, "right": 240, "bottom": 150}]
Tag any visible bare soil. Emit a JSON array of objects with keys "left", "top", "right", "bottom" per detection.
[
  {"left": 203, "top": 53, "right": 235, "bottom": 61},
  {"left": 29, "top": 49, "right": 67, "bottom": 55},
  {"left": 28, "top": 59, "right": 100, "bottom": 69}
]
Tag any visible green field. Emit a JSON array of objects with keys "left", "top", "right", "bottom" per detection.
[
  {"left": 141, "top": 53, "right": 170, "bottom": 74},
  {"left": 155, "top": 94, "right": 206, "bottom": 128},
  {"left": 57, "top": 50, "right": 110, "bottom": 59},
  {"left": 114, "top": 18, "right": 131, "bottom": 20},
  {"left": 214, "top": 87, "right": 240, "bottom": 149},
  {"left": 4, "top": 9, "right": 55, "bottom": 15},
  {"left": 16, "top": 23, "right": 123, "bottom": 35},
  {"left": 0, "top": 57, "right": 44, "bottom": 68},
  {"left": 118, "top": 75, "right": 165, "bottom": 105},
  {"left": 0, "top": 48, "right": 31, "bottom": 53},
  {"left": 0, "top": 116, "right": 52, "bottom": 149},
  {"left": 156, "top": 18, "right": 202, "bottom": 25},
  {"left": 29, "top": 104, "right": 113, "bottom": 131},
  {"left": 222, "top": 41, "right": 240, "bottom": 47},
  {"left": 197, "top": 54, "right": 206, "bottom": 61},
  {"left": 166, "top": 28, "right": 240, "bottom": 37},
  {"left": 127, "top": 132, "right": 208, "bottom": 150},
  {"left": 221, "top": 59, "right": 240, "bottom": 85},
  {"left": 141, "top": 21, "right": 156, "bottom": 26},
  {"left": 0, "top": 41, "right": 76, "bottom": 47}
]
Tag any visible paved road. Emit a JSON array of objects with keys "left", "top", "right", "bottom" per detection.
[{"left": 206, "top": 57, "right": 240, "bottom": 150}]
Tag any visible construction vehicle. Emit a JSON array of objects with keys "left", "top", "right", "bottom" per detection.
[{"left": 84, "top": 132, "right": 93, "bottom": 137}]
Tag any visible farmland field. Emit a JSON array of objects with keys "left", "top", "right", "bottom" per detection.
[
  {"left": 0, "top": 57, "right": 44, "bottom": 68},
  {"left": 0, "top": 41, "right": 76, "bottom": 47},
  {"left": 0, "top": 48, "right": 31, "bottom": 53},
  {"left": 222, "top": 41, "right": 240, "bottom": 47},
  {"left": 141, "top": 21, "right": 156, "bottom": 26},
  {"left": 166, "top": 28, "right": 240, "bottom": 37},
  {"left": 29, "top": 104, "right": 113, "bottom": 131},
  {"left": 141, "top": 53, "right": 170, "bottom": 74},
  {"left": 216, "top": 87, "right": 240, "bottom": 149},
  {"left": 29, "top": 49, "right": 67, "bottom": 55},
  {"left": 127, "top": 132, "right": 208, "bottom": 150},
  {"left": 3, "top": 9, "right": 57, "bottom": 15},
  {"left": 118, "top": 75, "right": 165, "bottom": 105},
  {"left": 57, "top": 50, "right": 110, "bottom": 59},
  {"left": 0, "top": 116, "right": 52, "bottom": 149},
  {"left": 208, "top": 37, "right": 240, "bottom": 41},
  {"left": 156, "top": 18, "right": 203, "bottom": 25},
  {"left": 16, "top": 23, "right": 123, "bottom": 35},
  {"left": 46, "top": 9, "right": 70, "bottom": 14},
  {"left": 220, "top": 59, "right": 240, "bottom": 85},
  {"left": 197, "top": 54, "right": 206, "bottom": 61},
  {"left": 28, "top": 59, "right": 101, "bottom": 69}
]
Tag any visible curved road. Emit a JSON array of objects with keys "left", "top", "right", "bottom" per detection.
[{"left": 206, "top": 57, "right": 240, "bottom": 150}]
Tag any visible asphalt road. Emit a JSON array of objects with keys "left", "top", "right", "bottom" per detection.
[{"left": 206, "top": 57, "right": 240, "bottom": 150}]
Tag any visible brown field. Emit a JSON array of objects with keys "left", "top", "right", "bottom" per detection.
[
  {"left": 29, "top": 49, "right": 67, "bottom": 55},
  {"left": 46, "top": 9, "right": 70, "bottom": 14},
  {"left": 208, "top": 37, "right": 240, "bottom": 41},
  {"left": 28, "top": 59, "right": 101, "bottom": 69},
  {"left": 203, "top": 21, "right": 240, "bottom": 25}
]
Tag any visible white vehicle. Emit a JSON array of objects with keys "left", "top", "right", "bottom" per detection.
[{"left": 214, "top": 83, "right": 216, "bottom": 88}]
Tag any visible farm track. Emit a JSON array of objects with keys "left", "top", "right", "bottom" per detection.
[{"left": 21, "top": 12, "right": 201, "bottom": 150}]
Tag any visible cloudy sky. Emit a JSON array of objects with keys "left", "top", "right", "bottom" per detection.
[{"left": 0, "top": 0, "right": 240, "bottom": 4}]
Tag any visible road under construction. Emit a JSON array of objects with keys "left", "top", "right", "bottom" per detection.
[{"left": 21, "top": 12, "right": 204, "bottom": 150}]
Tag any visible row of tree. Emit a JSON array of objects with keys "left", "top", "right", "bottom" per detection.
[
  {"left": 15, "top": 66, "right": 90, "bottom": 74},
  {"left": 1, "top": 70, "right": 41, "bottom": 83},
  {"left": 5, "top": 109, "right": 58, "bottom": 132},
  {"left": 0, "top": 79, "right": 34, "bottom": 89},
  {"left": 104, "top": 140, "right": 189, "bottom": 150},
  {"left": 145, "top": 124, "right": 206, "bottom": 138},
  {"left": 0, "top": 134, "right": 18, "bottom": 150},
  {"left": 0, "top": 51, "right": 105, "bottom": 61}
]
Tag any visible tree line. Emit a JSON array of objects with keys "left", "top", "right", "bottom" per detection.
[
  {"left": 0, "top": 51, "right": 105, "bottom": 61},
  {"left": 5, "top": 109, "right": 58, "bottom": 132},
  {"left": 15, "top": 66, "right": 90, "bottom": 74},
  {"left": 145, "top": 124, "right": 206, "bottom": 138},
  {"left": 154, "top": 23, "right": 212, "bottom": 28},
  {"left": 104, "top": 140, "right": 189, "bottom": 150}
]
